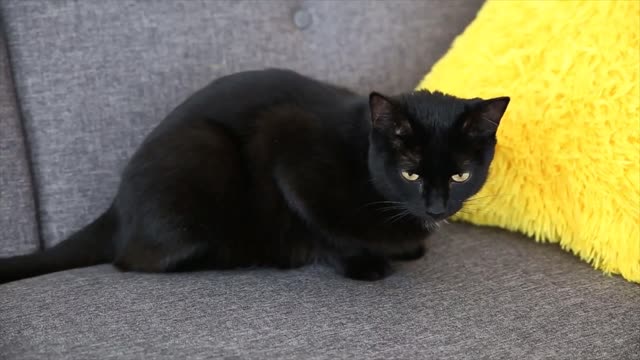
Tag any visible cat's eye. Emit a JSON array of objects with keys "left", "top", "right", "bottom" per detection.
[
  {"left": 451, "top": 172, "right": 471, "bottom": 183},
  {"left": 401, "top": 171, "right": 420, "bottom": 181}
]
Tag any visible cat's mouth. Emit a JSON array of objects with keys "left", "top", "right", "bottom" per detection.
[
  {"left": 422, "top": 209, "right": 457, "bottom": 228},
  {"left": 424, "top": 212, "right": 450, "bottom": 223},
  {"left": 423, "top": 219, "right": 446, "bottom": 230}
]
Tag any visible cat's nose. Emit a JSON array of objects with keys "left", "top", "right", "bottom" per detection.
[
  {"left": 426, "top": 210, "right": 445, "bottom": 218},
  {"left": 426, "top": 204, "right": 446, "bottom": 218}
]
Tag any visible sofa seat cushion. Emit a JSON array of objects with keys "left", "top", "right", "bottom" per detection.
[{"left": 1, "top": 224, "right": 638, "bottom": 359}]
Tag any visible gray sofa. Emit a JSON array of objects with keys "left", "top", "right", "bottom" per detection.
[{"left": 1, "top": 1, "right": 638, "bottom": 359}]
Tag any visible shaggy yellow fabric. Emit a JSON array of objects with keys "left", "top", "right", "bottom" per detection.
[{"left": 418, "top": 0, "right": 640, "bottom": 283}]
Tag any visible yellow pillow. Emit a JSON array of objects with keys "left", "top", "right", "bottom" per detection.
[{"left": 418, "top": 0, "right": 640, "bottom": 283}]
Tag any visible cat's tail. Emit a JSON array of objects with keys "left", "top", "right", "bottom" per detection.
[{"left": 0, "top": 207, "right": 117, "bottom": 285}]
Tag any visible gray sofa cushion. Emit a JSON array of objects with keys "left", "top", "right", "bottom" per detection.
[
  {"left": 0, "top": 0, "right": 483, "bottom": 247},
  {"left": 1, "top": 224, "right": 638, "bottom": 359},
  {"left": 0, "top": 27, "right": 39, "bottom": 256}
]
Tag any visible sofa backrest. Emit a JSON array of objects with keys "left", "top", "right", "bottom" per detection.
[
  {"left": 0, "top": 29, "right": 39, "bottom": 256},
  {"left": 0, "top": 0, "right": 482, "bottom": 251}
]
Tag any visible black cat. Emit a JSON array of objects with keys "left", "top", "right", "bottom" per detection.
[{"left": 0, "top": 69, "right": 509, "bottom": 283}]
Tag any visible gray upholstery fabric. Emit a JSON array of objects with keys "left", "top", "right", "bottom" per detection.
[
  {"left": 1, "top": 224, "right": 638, "bottom": 359},
  {"left": 5, "top": 1, "right": 637, "bottom": 359},
  {"left": 0, "top": 25, "right": 39, "bottom": 256},
  {"left": 0, "top": 0, "right": 483, "bottom": 247}
]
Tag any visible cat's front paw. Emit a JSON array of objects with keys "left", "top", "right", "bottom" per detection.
[{"left": 341, "top": 255, "right": 392, "bottom": 281}]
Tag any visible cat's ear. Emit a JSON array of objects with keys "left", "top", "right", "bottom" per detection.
[
  {"left": 462, "top": 97, "right": 510, "bottom": 137},
  {"left": 369, "top": 92, "right": 411, "bottom": 136}
]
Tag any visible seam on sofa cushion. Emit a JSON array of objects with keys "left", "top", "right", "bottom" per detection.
[{"left": 0, "top": 11, "right": 44, "bottom": 253}]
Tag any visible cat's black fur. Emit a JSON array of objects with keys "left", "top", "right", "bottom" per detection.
[{"left": 0, "top": 69, "right": 509, "bottom": 283}]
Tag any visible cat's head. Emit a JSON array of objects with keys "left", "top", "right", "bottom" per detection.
[{"left": 367, "top": 90, "right": 509, "bottom": 224}]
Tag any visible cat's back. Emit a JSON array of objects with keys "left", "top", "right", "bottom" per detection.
[
  {"left": 161, "top": 68, "right": 359, "bottom": 132},
  {"left": 125, "top": 68, "right": 367, "bottom": 191}
]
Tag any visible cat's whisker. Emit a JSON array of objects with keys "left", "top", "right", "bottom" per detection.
[
  {"left": 377, "top": 207, "right": 408, "bottom": 213},
  {"left": 460, "top": 204, "right": 482, "bottom": 210},
  {"left": 356, "top": 200, "right": 405, "bottom": 212},
  {"left": 460, "top": 202, "right": 482, "bottom": 208},
  {"left": 385, "top": 212, "right": 403, "bottom": 223},
  {"left": 461, "top": 201, "right": 488, "bottom": 207},
  {"left": 457, "top": 210, "right": 480, "bottom": 215},
  {"left": 385, "top": 210, "right": 411, "bottom": 224},
  {"left": 367, "top": 200, "right": 405, "bottom": 206},
  {"left": 455, "top": 210, "right": 477, "bottom": 217},
  {"left": 390, "top": 214, "right": 410, "bottom": 224}
]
